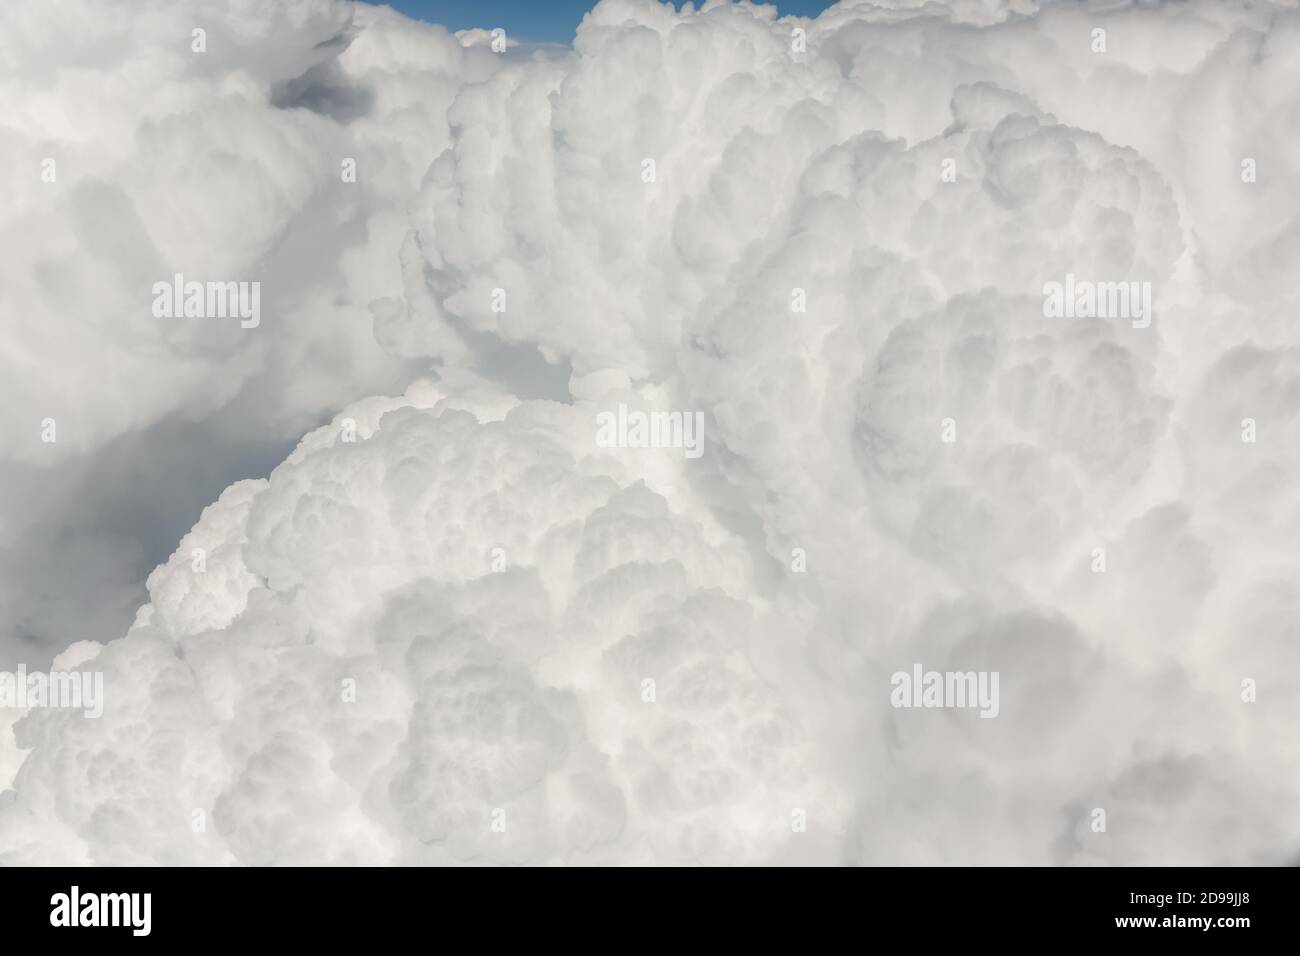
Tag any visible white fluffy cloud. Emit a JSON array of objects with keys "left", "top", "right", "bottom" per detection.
[
  {"left": 3, "top": 0, "right": 1298, "bottom": 865},
  {"left": 2, "top": 380, "right": 827, "bottom": 864},
  {"left": 0, "top": 1, "right": 503, "bottom": 660}
]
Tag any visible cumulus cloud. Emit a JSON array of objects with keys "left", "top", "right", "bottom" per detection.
[
  {"left": 0, "top": 0, "right": 492, "bottom": 661},
  {"left": 2, "top": 380, "right": 829, "bottom": 864},
  {"left": 3, "top": 0, "right": 1298, "bottom": 865}
]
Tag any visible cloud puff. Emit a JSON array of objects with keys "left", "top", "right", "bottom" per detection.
[
  {"left": 2, "top": 381, "right": 824, "bottom": 864},
  {"left": 371, "top": 0, "right": 1300, "bottom": 862},
  {"left": 4, "top": 0, "right": 1299, "bottom": 865}
]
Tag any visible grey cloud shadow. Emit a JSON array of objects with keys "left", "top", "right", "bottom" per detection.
[
  {"left": 0, "top": 416, "right": 301, "bottom": 670},
  {"left": 271, "top": 59, "right": 375, "bottom": 124}
]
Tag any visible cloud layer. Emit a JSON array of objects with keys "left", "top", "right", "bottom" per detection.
[{"left": 3, "top": 0, "right": 1298, "bottom": 865}]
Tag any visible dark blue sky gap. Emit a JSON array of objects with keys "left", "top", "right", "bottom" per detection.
[{"left": 382, "top": 0, "right": 838, "bottom": 44}]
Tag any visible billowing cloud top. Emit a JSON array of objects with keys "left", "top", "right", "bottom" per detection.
[{"left": 2, "top": 0, "right": 1298, "bottom": 865}]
